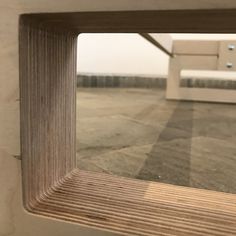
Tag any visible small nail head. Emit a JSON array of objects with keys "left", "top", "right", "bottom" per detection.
[
  {"left": 226, "top": 62, "right": 233, "bottom": 68},
  {"left": 228, "top": 44, "right": 235, "bottom": 51}
]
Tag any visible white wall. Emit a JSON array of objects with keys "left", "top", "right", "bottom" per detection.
[{"left": 77, "top": 33, "right": 236, "bottom": 76}]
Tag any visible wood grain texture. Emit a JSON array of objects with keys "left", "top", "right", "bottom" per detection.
[
  {"left": 19, "top": 19, "right": 77, "bottom": 208},
  {"left": 30, "top": 170, "right": 236, "bottom": 236},
  {"left": 19, "top": 10, "right": 236, "bottom": 236}
]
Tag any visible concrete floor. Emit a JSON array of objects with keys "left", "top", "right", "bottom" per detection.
[{"left": 76, "top": 88, "right": 236, "bottom": 194}]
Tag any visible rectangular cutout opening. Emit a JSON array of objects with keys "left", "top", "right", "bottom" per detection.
[
  {"left": 20, "top": 11, "right": 236, "bottom": 236},
  {"left": 77, "top": 33, "right": 236, "bottom": 194}
]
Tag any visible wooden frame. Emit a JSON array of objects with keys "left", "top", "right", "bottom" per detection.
[
  {"left": 166, "top": 40, "right": 236, "bottom": 103},
  {"left": 19, "top": 10, "right": 236, "bottom": 236}
]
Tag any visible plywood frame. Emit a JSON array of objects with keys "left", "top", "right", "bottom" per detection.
[
  {"left": 140, "top": 33, "right": 173, "bottom": 57},
  {"left": 167, "top": 40, "right": 236, "bottom": 103},
  {"left": 19, "top": 10, "right": 236, "bottom": 236}
]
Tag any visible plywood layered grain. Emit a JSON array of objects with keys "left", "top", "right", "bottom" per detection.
[
  {"left": 19, "top": 19, "right": 77, "bottom": 208},
  {"left": 30, "top": 170, "right": 236, "bottom": 236},
  {"left": 19, "top": 10, "right": 236, "bottom": 236}
]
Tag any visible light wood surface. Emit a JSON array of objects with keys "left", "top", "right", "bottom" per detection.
[
  {"left": 140, "top": 33, "right": 173, "bottom": 57},
  {"left": 31, "top": 169, "right": 236, "bottom": 236},
  {"left": 149, "top": 33, "right": 173, "bottom": 54},
  {"left": 167, "top": 40, "right": 236, "bottom": 103},
  {"left": 173, "top": 40, "right": 219, "bottom": 56},
  {"left": 19, "top": 20, "right": 77, "bottom": 207},
  {"left": 218, "top": 41, "right": 236, "bottom": 71},
  {"left": 19, "top": 10, "right": 236, "bottom": 235}
]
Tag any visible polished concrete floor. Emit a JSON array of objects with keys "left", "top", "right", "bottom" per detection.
[{"left": 76, "top": 88, "right": 236, "bottom": 194}]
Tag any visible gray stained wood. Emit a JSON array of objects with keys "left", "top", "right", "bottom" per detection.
[{"left": 19, "top": 10, "right": 236, "bottom": 236}]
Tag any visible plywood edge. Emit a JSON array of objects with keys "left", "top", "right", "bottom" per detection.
[{"left": 28, "top": 169, "right": 236, "bottom": 236}]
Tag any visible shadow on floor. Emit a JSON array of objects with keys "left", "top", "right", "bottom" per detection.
[{"left": 136, "top": 101, "right": 194, "bottom": 187}]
